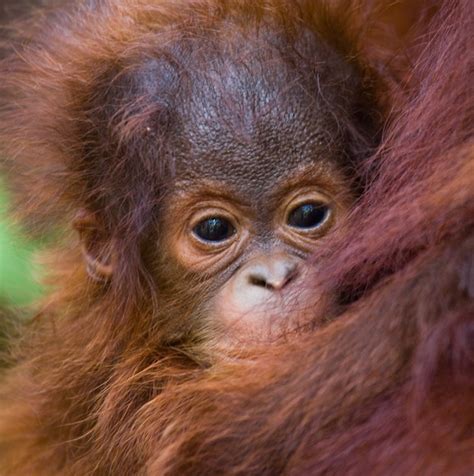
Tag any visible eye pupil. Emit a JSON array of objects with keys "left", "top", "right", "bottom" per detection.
[
  {"left": 288, "top": 202, "right": 329, "bottom": 229},
  {"left": 193, "top": 217, "right": 235, "bottom": 242}
]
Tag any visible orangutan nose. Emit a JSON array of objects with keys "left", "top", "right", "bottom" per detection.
[
  {"left": 213, "top": 252, "right": 306, "bottom": 340},
  {"left": 245, "top": 255, "right": 299, "bottom": 291}
]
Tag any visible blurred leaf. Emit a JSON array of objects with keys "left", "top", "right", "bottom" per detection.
[{"left": 0, "top": 178, "right": 44, "bottom": 305}]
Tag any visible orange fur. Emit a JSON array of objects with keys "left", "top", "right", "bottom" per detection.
[{"left": 0, "top": 1, "right": 472, "bottom": 474}]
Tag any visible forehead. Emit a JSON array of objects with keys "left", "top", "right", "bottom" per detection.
[
  {"left": 113, "top": 24, "right": 360, "bottom": 199},
  {"left": 176, "top": 75, "right": 337, "bottom": 186},
  {"left": 164, "top": 28, "right": 356, "bottom": 194}
]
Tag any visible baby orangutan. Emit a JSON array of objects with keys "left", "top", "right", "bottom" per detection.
[
  {"left": 72, "top": 15, "right": 376, "bottom": 345},
  {"left": 0, "top": 2, "right": 402, "bottom": 474}
]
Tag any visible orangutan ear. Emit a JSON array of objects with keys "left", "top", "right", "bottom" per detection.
[{"left": 73, "top": 209, "right": 115, "bottom": 282}]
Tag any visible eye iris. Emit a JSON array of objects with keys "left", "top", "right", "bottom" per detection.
[
  {"left": 193, "top": 217, "right": 235, "bottom": 242},
  {"left": 288, "top": 202, "right": 329, "bottom": 229}
]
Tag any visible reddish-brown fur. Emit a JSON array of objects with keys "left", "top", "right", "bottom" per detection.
[{"left": 0, "top": 1, "right": 473, "bottom": 475}]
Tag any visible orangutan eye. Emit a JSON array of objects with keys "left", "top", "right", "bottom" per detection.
[
  {"left": 193, "top": 217, "right": 236, "bottom": 242},
  {"left": 287, "top": 202, "right": 330, "bottom": 229}
]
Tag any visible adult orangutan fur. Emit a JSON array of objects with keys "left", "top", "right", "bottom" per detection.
[{"left": 0, "top": 0, "right": 473, "bottom": 475}]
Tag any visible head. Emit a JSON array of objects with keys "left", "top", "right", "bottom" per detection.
[{"left": 71, "top": 14, "right": 378, "bottom": 346}]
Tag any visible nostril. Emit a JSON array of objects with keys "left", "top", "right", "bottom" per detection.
[
  {"left": 285, "top": 269, "right": 297, "bottom": 284},
  {"left": 248, "top": 274, "right": 273, "bottom": 289},
  {"left": 248, "top": 271, "right": 296, "bottom": 291},
  {"left": 245, "top": 257, "right": 300, "bottom": 291}
]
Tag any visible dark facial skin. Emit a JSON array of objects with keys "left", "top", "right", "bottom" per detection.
[
  {"left": 78, "top": 25, "right": 374, "bottom": 345},
  {"left": 151, "top": 28, "right": 363, "bottom": 344}
]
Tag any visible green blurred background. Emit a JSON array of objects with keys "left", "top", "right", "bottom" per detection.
[{"left": 0, "top": 178, "right": 43, "bottom": 306}]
